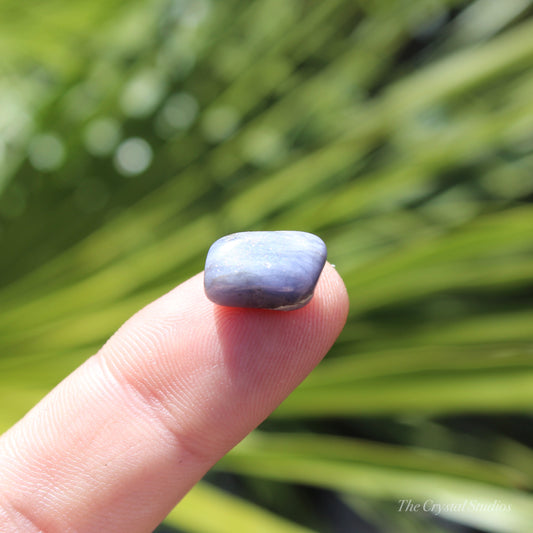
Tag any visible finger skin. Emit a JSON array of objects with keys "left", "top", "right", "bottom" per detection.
[{"left": 0, "top": 263, "right": 348, "bottom": 532}]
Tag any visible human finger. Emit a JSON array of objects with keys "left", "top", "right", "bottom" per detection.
[{"left": 0, "top": 263, "right": 348, "bottom": 532}]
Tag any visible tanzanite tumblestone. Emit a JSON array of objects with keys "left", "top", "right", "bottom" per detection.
[{"left": 204, "top": 231, "right": 327, "bottom": 310}]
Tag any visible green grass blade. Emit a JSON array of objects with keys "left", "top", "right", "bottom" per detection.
[{"left": 164, "top": 481, "right": 315, "bottom": 533}]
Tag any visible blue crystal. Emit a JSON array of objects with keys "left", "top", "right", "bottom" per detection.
[{"left": 204, "top": 231, "right": 327, "bottom": 310}]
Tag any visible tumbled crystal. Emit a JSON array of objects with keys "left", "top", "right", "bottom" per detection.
[{"left": 204, "top": 231, "right": 327, "bottom": 310}]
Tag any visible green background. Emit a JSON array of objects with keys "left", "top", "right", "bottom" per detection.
[{"left": 1, "top": 0, "right": 532, "bottom": 531}]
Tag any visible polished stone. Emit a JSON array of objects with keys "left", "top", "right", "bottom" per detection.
[{"left": 204, "top": 231, "right": 327, "bottom": 310}]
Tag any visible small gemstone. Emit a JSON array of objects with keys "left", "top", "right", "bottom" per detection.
[{"left": 204, "top": 231, "right": 327, "bottom": 310}]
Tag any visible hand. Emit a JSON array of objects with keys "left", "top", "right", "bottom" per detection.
[{"left": 0, "top": 264, "right": 348, "bottom": 532}]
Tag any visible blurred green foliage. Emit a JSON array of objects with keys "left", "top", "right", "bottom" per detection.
[{"left": 1, "top": 0, "right": 533, "bottom": 531}]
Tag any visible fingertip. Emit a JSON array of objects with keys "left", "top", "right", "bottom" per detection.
[
  {"left": 207, "top": 260, "right": 349, "bottom": 406},
  {"left": 314, "top": 261, "right": 350, "bottom": 332}
]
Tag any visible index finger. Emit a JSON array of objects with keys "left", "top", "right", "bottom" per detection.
[{"left": 0, "top": 263, "right": 349, "bottom": 533}]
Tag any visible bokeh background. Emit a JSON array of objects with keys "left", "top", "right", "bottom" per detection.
[{"left": 1, "top": 0, "right": 533, "bottom": 531}]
